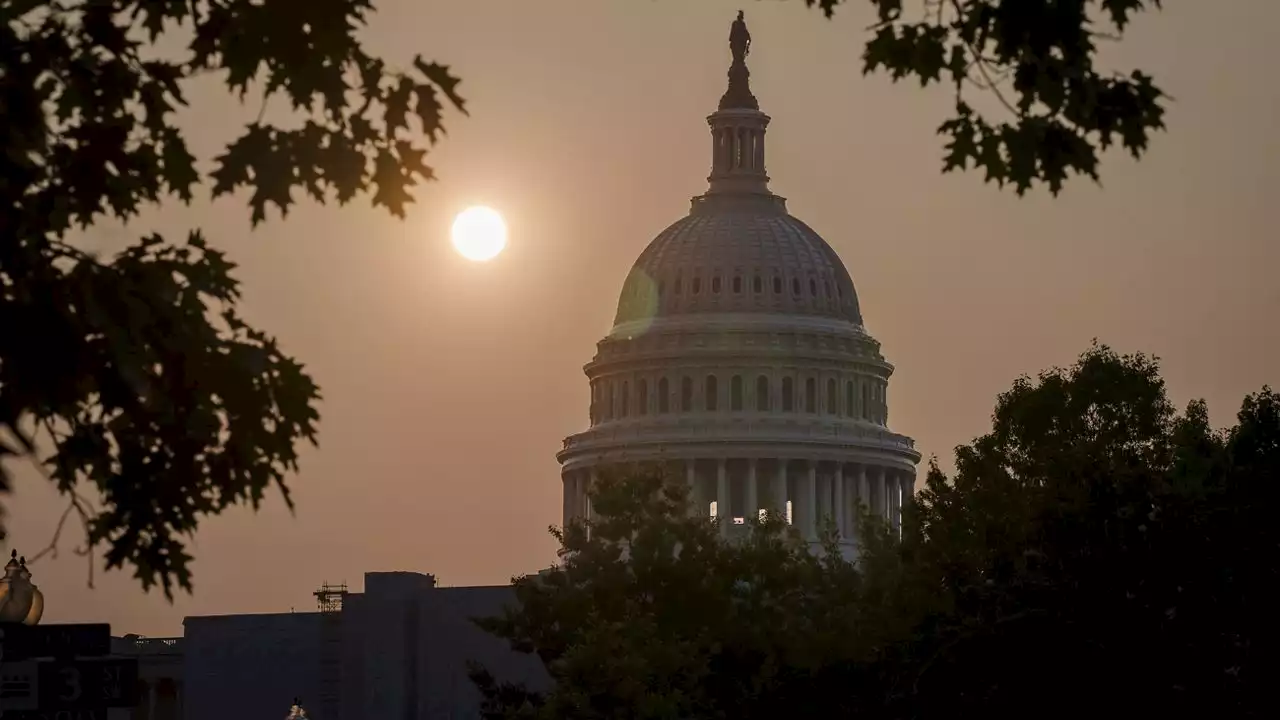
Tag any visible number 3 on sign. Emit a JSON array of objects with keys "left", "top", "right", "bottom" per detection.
[{"left": 59, "top": 666, "right": 83, "bottom": 702}]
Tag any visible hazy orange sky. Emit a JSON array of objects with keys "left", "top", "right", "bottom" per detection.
[{"left": 5, "top": 0, "right": 1278, "bottom": 637}]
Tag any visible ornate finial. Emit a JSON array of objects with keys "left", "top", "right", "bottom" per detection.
[{"left": 719, "top": 11, "right": 759, "bottom": 110}]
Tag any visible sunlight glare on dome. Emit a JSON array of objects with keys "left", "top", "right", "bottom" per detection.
[{"left": 450, "top": 205, "right": 507, "bottom": 262}]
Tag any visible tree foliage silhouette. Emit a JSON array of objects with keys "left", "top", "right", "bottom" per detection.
[
  {"left": 0, "top": 0, "right": 465, "bottom": 597},
  {"left": 471, "top": 345, "right": 1277, "bottom": 718},
  {"left": 805, "top": 0, "right": 1166, "bottom": 194}
]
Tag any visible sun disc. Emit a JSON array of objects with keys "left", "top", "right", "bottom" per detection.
[{"left": 450, "top": 206, "right": 507, "bottom": 262}]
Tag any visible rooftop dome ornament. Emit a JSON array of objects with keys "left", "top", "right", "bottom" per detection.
[
  {"left": 286, "top": 697, "right": 309, "bottom": 719},
  {"left": 0, "top": 549, "right": 45, "bottom": 625},
  {"left": 719, "top": 10, "right": 759, "bottom": 110}
]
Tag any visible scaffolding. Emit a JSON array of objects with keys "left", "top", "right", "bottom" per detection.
[
  {"left": 314, "top": 582, "right": 348, "bottom": 613},
  {"left": 314, "top": 582, "right": 348, "bottom": 718}
]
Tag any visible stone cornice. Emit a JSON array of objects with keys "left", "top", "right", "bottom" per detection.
[{"left": 558, "top": 416, "right": 919, "bottom": 467}]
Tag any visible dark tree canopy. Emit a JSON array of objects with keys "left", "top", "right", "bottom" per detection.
[
  {"left": 0, "top": 0, "right": 464, "bottom": 596},
  {"left": 806, "top": 0, "right": 1167, "bottom": 194},
  {"left": 472, "top": 345, "right": 1278, "bottom": 718}
]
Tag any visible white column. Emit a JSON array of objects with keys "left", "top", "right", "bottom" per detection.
[
  {"left": 686, "top": 460, "right": 698, "bottom": 517},
  {"left": 588, "top": 469, "right": 599, "bottom": 524},
  {"left": 562, "top": 474, "right": 573, "bottom": 527},
  {"left": 890, "top": 470, "right": 901, "bottom": 532},
  {"left": 804, "top": 461, "right": 817, "bottom": 540},
  {"left": 716, "top": 458, "right": 729, "bottom": 535},
  {"left": 774, "top": 459, "right": 788, "bottom": 522},
  {"left": 834, "top": 463, "right": 845, "bottom": 539},
  {"left": 746, "top": 459, "right": 758, "bottom": 523},
  {"left": 858, "top": 465, "right": 871, "bottom": 533},
  {"left": 878, "top": 466, "right": 889, "bottom": 521}
]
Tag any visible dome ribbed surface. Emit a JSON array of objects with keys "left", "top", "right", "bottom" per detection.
[{"left": 613, "top": 195, "right": 863, "bottom": 327}]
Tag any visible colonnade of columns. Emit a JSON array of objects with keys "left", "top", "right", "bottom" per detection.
[
  {"left": 562, "top": 458, "right": 915, "bottom": 543},
  {"left": 712, "top": 124, "right": 765, "bottom": 174}
]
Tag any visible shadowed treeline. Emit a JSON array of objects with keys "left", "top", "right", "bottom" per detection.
[{"left": 471, "top": 344, "right": 1278, "bottom": 718}]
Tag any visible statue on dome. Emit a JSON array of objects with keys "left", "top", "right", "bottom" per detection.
[
  {"left": 719, "top": 11, "right": 759, "bottom": 110},
  {"left": 730, "top": 10, "right": 751, "bottom": 65}
]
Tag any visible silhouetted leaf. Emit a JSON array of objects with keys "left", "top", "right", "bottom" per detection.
[{"left": 816, "top": 0, "right": 1166, "bottom": 195}]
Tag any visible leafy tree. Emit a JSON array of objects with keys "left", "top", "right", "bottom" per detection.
[
  {"left": 473, "top": 346, "right": 1278, "bottom": 718},
  {"left": 892, "top": 344, "right": 1279, "bottom": 718},
  {"left": 805, "top": 0, "right": 1167, "bottom": 194},
  {"left": 468, "top": 463, "right": 907, "bottom": 720},
  {"left": 0, "top": 0, "right": 465, "bottom": 597}
]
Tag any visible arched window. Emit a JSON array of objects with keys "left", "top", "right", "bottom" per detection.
[
  {"left": 782, "top": 376, "right": 794, "bottom": 411},
  {"left": 826, "top": 379, "right": 837, "bottom": 415},
  {"left": 753, "top": 275, "right": 763, "bottom": 293},
  {"left": 805, "top": 378, "right": 816, "bottom": 413},
  {"left": 733, "top": 276, "right": 742, "bottom": 293},
  {"left": 756, "top": 375, "right": 770, "bottom": 411},
  {"left": 637, "top": 379, "right": 649, "bottom": 415},
  {"left": 681, "top": 376, "right": 693, "bottom": 412},
  {"left": 658, "top": 377, "right": 670, "bottom": 413},
  {"left": 861, "top": 382, "right": 870, "bottom": 420},
  {"left": 705, "top": 375, "right": 719, "bottom": 411},
  {"left": 845, "top": 380, "right": 855, "bottom": 417},
  {"left": 620, "top": 381, "right": 630, "bottom": 417},
  {"left": 731, "top": 375, "right": 743, "bottom": 411}
]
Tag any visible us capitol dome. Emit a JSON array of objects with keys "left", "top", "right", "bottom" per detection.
[{"left": 556, "top": 12, "right": 920, "bottom": 554}]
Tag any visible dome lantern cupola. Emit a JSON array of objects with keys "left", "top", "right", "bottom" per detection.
[{"left": 707, "top": 11, "right": 771, "bottom": 196}]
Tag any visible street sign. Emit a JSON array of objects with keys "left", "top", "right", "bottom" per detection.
[
  {"left": 36, "top": 658, "right": 137, "bottom": 711},
  {"left": 0, "top": 625, "right": 110, "bottom": 662}
]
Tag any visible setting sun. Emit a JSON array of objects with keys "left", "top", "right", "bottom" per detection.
[{"left": 450, "top": 206, "right": 507, "bottom": 262}]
